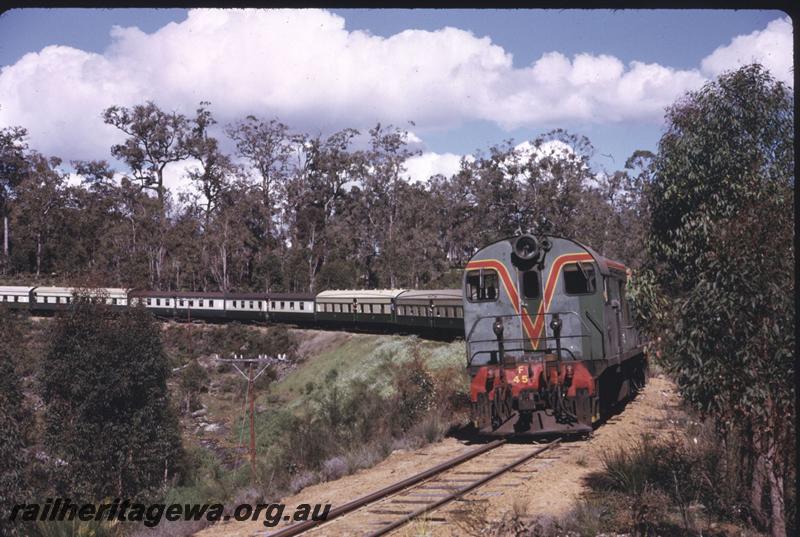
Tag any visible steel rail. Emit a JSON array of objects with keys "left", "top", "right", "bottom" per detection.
[
  {"left": 365, "top": 438, "right": 562, "bottom": 537},
  {"left": 266, "top": 439, "right": 507, "bottom": 537}
]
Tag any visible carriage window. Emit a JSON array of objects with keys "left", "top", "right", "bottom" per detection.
[
  {"left": 199, "top": 299, "right": 204, "bottom": 307},
  {"left": 249, "top": 301, "right": 254, "bottom": 309},
  {"left": 290, "top": 302, "right": 295, "bottom": 310},
  {"left": 147, "top": 298, "right": 152, "bottom": 305},
  {"left": 299, "top": 302, "right": 304, "bottom": 310},
  {"left": 189, "top": 300, "right": 194, "bottom": 307},
  {"left": 456, "top": 306, "right": 463, "bottom": 318},
  {"left": 522, "top": 271, "right": 540, "bottom": 299},
  {"left": 165, "top": 299, "right": 170, "bottom": 306},
  {"left": 466, "top": 269, "right": 499, "bottom": 302},
  {"left": 563, "top": 263, "right": 596, "bottom": 295},
  {"left": 209, "top": 300, "right": 214, "bottom": 308},
  {"left": 179, "top": 299, "right": 184, "bottom": 307}
]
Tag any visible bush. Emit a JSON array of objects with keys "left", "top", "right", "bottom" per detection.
[{"left": 582, "top": 426, "right": 765, "bottom": 535}]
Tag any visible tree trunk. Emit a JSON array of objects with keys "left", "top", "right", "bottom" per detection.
[
  {"left": 3, "top": 215, "right": 8, "bottom": 257},
  {"left": 36, "top": 233, "right": 42, "bottom": 277},
  {"left": 750, "top": 448, "right": 767, "bottom": 528},
  {"left": 766, "top": 442, "right": 786, "bottom": 537}
]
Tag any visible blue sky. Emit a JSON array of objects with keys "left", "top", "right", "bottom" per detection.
[{"left": 0, "top": 8, "right": 792, "bottom": 184}]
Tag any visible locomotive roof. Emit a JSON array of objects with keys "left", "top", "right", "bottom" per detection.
[{"left": 468, "top": 234, "right": 628, "bottom": 277}]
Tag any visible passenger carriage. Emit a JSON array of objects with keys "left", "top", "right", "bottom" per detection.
[
  {"left": 225, "top": 293, "right": 268, "bottom": 322},
  {"left": 28, "top": 286, "right": 130, "bottom": 313},
  {"left": 315, "top": 289, "right": 403, "bottom": 330},
  {"left": 395, "top": 289, "right": 464, "bottom": 338},
  {"left": 0, "top": 286, "right": 33, "bottom": 310},
  {"left": 266, "top": 293, "right": 316, "bottom": 324}
]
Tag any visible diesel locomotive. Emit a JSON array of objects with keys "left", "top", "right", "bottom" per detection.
[{"left": 463, "top": 233, "right": 646, "bottom": 435}]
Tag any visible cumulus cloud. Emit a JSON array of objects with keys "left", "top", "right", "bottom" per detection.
[
  {"left": 404, "top": 152, "right": 471, "bottom": 183},
  {"left": 702, "top": 16, "right": 793, "bottom": 85},
  {"left": 404, "top": 140, "right": 580, "bottom": 183},
  {"left": 0, "top": 10, "right": 792, "bottom": 168}
]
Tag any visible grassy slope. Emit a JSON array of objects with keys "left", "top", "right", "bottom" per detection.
[{"left": 271, "top": 333, "right": 465, "bottom": 409}]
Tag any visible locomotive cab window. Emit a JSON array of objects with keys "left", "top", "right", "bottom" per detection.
[
  {"left": 466, "top": 269, "right": 499, "bottom": 302},
  {"left": 563, "top": 263, "right": 596, "bottom": 295},
  {"left": 522, "top": 270, "right": 540, "bottom": 299}
]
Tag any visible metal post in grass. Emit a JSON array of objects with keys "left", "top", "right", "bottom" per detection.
[{"left": 214, "top": 353, "right": 275, "bottom": 483}]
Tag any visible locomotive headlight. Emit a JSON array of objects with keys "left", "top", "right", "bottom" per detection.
[{"left": 492, "top": 317, "right": 504, "bottom": 339}]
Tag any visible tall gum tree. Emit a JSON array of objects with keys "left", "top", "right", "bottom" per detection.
[{"left": 638, "top": 64, "right": 794, "bottom": 537}]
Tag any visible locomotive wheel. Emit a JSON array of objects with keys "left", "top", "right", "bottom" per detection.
[
  {"left": 491, "top": 385, "right": 514, "bottom": 430},
  {"left": 475, "top": 393, "right": 491, "bottom": 430}
]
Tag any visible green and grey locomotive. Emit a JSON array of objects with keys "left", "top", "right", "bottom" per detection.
[{"left": 463, "top": 233, "right": 647, "bottom": 436}]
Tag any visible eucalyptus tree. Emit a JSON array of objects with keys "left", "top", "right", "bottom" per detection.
[
  {"left": 363, "top": 124, "right": 420, "bottom": 287},
  {"left": 637, "top": 64, "right": 794, "bottom": 536},
  {"left": 0, "top": 123, "right": 30, "bottom": 270},
  {"left": 103, "top": 101, "right": 193, "bottom": 205},
  {"left": 185, "top": 102, "right": 236, "bottom": 224},
  {"left": 285, "top": 128, "right": 362, "bottom": 292},
  {"left": 226, "top": 115, "right": 294, "bottom": 244},
  {"left": 11, "top": 154, "right": 67, "bottom": 277},
  {"left": 40, "top": 300, "right": 183, "bottom": 501}
]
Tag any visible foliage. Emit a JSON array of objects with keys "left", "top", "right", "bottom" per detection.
[
  {"left": 180, "top": 360, "right": 209, "bottom": 413},
  {"left": 3, "top": 99, "right": 653, "bottom": 289},
  {"left": 0, "top": 310, "right": 33, "bottom": 536},
  {"left": 638, "top": 64, "right": 794, "bottom": 536},
  {"left": 39, "top": 301, "right": 184, "bottom": 502}
]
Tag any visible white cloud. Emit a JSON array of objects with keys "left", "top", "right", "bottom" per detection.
[
  {"left": 404, "top": 139, "right": 579, "bottom": 183},
  {"left": 403, "top": 152, "right": 470, "bottom": 183},
  {"left": 0, "top": 10, "right": 792, "bottom": 172},
  {"left": 702, "top": 16, "right": 793, "bottom": 85}
]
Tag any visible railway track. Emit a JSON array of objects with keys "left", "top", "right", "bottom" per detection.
[{"left": 265, "top": 437, "right": 563, "bottom": 537}]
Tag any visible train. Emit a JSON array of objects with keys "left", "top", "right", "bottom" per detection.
[{"left": 0, "top": 233, "right": 646, "bottom": 437}]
